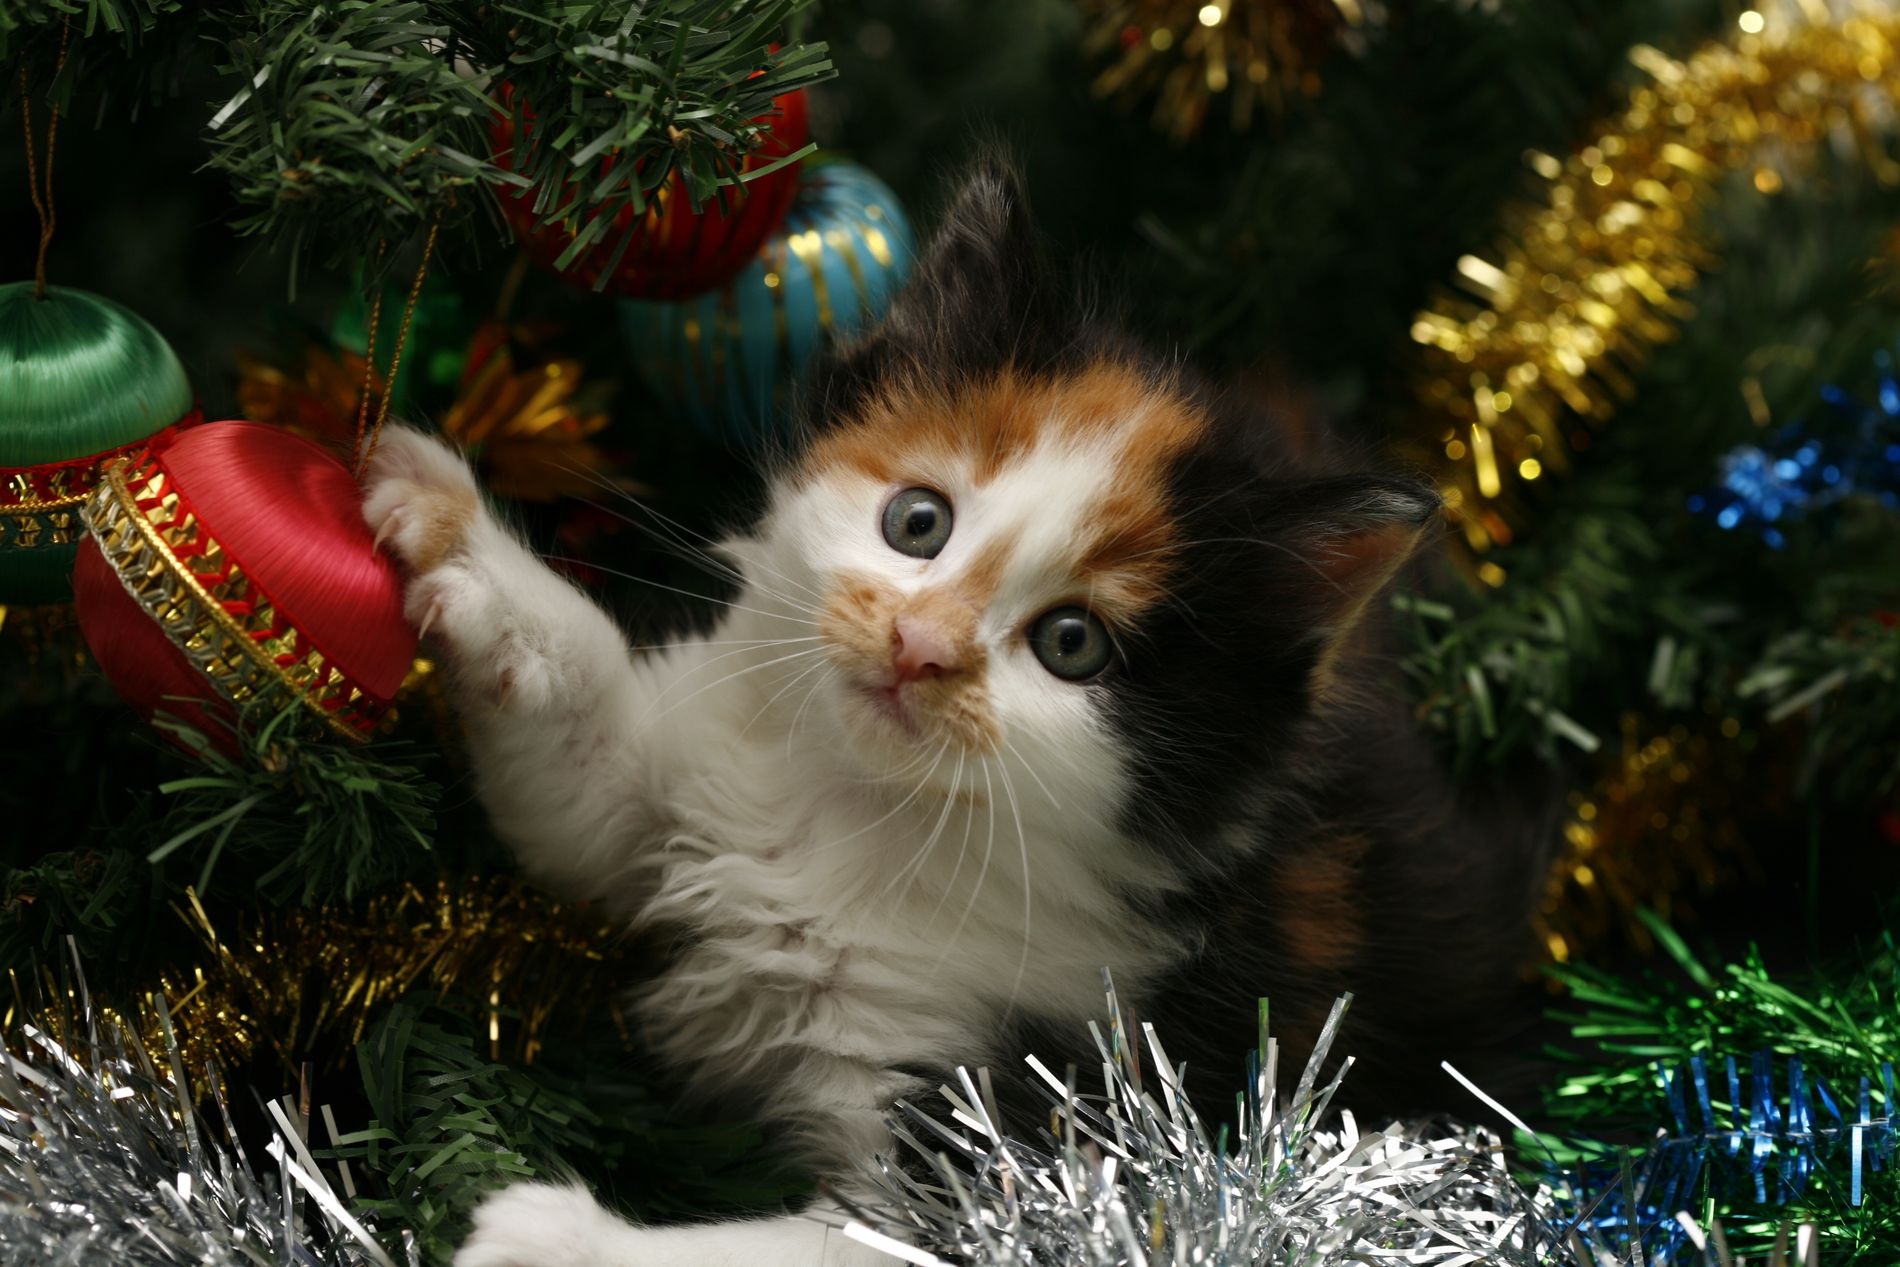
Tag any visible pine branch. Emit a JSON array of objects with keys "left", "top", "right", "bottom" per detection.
[
  {"left": 1739, "top": 616, "right": 1900, "bottom": 801},
  {"left": 329, "top": 999, "right": 609, "bottom": 1263},
  {"left": 1142, "top": 0, "right": 1731, "bottom": 375},
  {"left": 329, "top": 997, "right": 803, "bottom": 1264},
  {"left": 0, "top": 0, "right": 179, "bottom": 47},
  {"left": 1400, "top": 497, "right": 1719, "bottom": 767},
  {"left": 0, "top": 845, "right": 160, "bottom": 976},
  {"left": 147, "top": 701, "right": 439, "bottom": 908},
  {"left": 201, "top": 0, "right": 833, "bottom": 291}
]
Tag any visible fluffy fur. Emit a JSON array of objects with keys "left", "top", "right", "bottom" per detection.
[{"left": 363, "top": 157, "right": 1551, "bottom": 1266}]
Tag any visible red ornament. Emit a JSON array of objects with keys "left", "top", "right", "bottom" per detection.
[
  {"left": 73, "top": 422, "right": 417, "bottom": 752},
  {"left": 496, "top": 89, "right": 810, "bottom": 300}
]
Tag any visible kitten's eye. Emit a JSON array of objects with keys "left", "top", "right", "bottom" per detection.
[
  {"left": 1029, "top": 607, "right": 1114, "bottom": 681},
  {"left": 882, "top": 487, "right": 953, "bottom": 559}
]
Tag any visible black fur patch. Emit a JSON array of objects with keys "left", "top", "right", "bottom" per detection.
[
  {"left": 798, "top": 154, "right": 1555, "bottom": 1122},
  {"left": 797, "top": 151, "right": 1137, "bottom": 432}
]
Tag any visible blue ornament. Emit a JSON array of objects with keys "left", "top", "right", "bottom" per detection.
[
  {"left": 1690, "top": 347, "right": 1900, "bottom": 545},
  {"left": 619, "top": 161, "right": 916, "bottom": 445}
]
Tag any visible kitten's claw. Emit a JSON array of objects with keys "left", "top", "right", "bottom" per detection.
[{"left": 361, "top": 426, "right": 483, "bottom": 576}]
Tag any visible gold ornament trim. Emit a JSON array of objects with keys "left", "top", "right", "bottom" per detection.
[
  {"left": 1, "top": 505, "right": 83, "bottom": 551},
  {"left": 1, "top": 413, "right": 202, "bottom": 546},
  {"left": 82, "top": 454, "right": 393, "bottom": 742}
]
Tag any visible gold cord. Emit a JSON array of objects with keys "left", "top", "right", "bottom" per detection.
[
  {"left": 357, "top": 218, "right": 442, "bottom": 481},
  {"left": 349, "top": 240, "right": 391, "bottom": 473},
  {"left": 18, "top": 19, "right": 71, "bottom": 299}
]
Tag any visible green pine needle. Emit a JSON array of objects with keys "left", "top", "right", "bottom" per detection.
[
  {"left": 330, "top": 996, "right": 805, "bottom": 1265},
  {"left": 149, "top": 701, "right": 437, "bottom": 908},
  {"left": 200, "top": 0, "right": 834, "bottom": 292},
  {"left": 1545, "top": 922, "right": 1900, "bottom": 1133}
]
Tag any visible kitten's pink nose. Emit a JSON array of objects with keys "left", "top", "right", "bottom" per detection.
[{"left": 891, "top": 615, "right": 961, "bottom": 683}]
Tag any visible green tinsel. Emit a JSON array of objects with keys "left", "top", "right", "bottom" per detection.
[{"left": 1537, "top": 913, "right": 1900, "bottom": 1261}]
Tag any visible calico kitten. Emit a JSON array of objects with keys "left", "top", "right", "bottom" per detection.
[{"left": 363, "top": 158, "right": 1551, "bottom": 1267}]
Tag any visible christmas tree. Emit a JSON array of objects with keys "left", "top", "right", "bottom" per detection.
[{"left": 3, "top": 0, "right": 1898, "bottom": 1262}]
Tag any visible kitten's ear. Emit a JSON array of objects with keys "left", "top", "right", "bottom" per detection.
[
  {"left": 1269, "top": 475, "right": 1440, "bottom": 639},
  {"left": 881, "top": 153, "right": 1045, "bottom": 347},
  {"left": 798, "top": 153, "right": 1052, "bottom": 431}
]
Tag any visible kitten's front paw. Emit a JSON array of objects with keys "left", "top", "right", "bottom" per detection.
[
  {"left": 362, "top": 426, "right": 483, "bottom": 577},
  {"left": 454, "top": 1182, "right": 627, "bottom": 1267}
]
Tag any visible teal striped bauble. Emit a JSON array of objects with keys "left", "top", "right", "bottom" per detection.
[
  {"left": 618, "top": 161, "right": 915, "bottom": 445},
  {"left": 0, "top": 283, "right": 196, "bottom": 605}
]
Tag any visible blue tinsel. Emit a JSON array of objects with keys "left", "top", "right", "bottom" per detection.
[
  {"left": 1553, "top": 1051, "right": 1897, "bottom": 1259},
  {"left": 1688, "top": 351, "right": 1900, "bottom": 547}
]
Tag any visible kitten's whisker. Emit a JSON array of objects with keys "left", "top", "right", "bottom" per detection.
[
  {"left": 923, "top": 763, "right": 983, "bottom": 933},
  {"left": 1000, "top": 735, "right": 1062, "bottom": 812},
  {"left": 635, "top": 636, "right": 823, "bottom": 652},
  {"left": 823, "top": 740, "right": 950, "bottom": 853},
  {"left": 648, "top": 639, "right": 825, "bottom": 705},
  {"left": 786, "top": 666, "right": 835, "bottom": 759},
  {"left": 572, "top": 495, "right": 814, "bottom": 612},
  {"left": 545, "top": 483, "right": 821, "bottom": 615},
  {"left": 834, "top": 730, "right": 945, "bottom": 785},
  {"left": 738, "top": 655, "right": 835, "bottom": 742},
  {"left": 553, "top": 465, "right": 829, "bottom": 608},
  {"left": 587, "top": 468, "right": 829, "bottom": 605},
  {"left": 643, "top": 645, "right": 832, "bottom": 726},
  {"left": 536, "top": 553, "right": 819, "bottom": 625},
  {"left": 882, "top": 746, "right": 965, "bottom": 903},
  {"left": 992, "top": 756, "right": 1034, "bottom": 1021},
  {"left": 941, "top": 760, "right": 1000, "bottom": 957}
]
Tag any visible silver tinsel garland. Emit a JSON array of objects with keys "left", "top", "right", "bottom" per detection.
[
  {"left": 836, "top": 977, "right": 1824, "bottom": 1267},
  {"left": 0, "top": 959, "right": 400, "bottom": 1267},
  {"left": 0, "top": 959, "right": 1835, "bottom": 1266}
]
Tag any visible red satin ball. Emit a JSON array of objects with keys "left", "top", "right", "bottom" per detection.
[
  {"left": 497, "top": 88, "right": 810, "bottom": 300},
  {"left": 74, "top": 421, "right": 418, "bottom": 752}
]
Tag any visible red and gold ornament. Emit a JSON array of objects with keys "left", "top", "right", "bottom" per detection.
[
  {"left": 496, "top": 88, "right": 810, "bottom": 299},
  {"left": 73, "top": 422, "right": 417, "bottom": 751}
]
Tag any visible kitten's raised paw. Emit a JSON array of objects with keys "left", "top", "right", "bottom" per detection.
[
  {"left": 361, "top": 426, "right": 483, "bottom": 576},
  {"left": 453, "top": 1182, "right": 627, "bottom": 1267}
]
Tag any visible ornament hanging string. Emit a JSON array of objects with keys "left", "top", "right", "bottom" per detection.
[
  {"left": 353, "top": 217, "right": 441, "bottom": 481},
  {"left": 349, "top": 240, "right": 390, "bottom": 472},
  {"left": 17, "top": 18, "right": 72, "bottom": 299}
]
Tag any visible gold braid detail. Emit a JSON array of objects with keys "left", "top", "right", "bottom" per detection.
[{"left": 82, "top": 456, "right": 393, "bottom": 742}]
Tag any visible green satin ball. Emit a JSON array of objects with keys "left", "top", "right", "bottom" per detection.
[{"left": 1, "top": 283, "right": 194, "bottom": 604}]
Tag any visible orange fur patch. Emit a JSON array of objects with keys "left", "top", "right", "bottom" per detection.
[
  {"left": 819, "top": 570, "right": 1000, "bottom": 752},
  {"left": 403, "top": 483, "right": 479, "bottom": 573},
  {"left": 1272, "top": 838, "right": 1368, "bottom": 973},
  {"left": 805, "top": 361, "right": 1208, "bottom": 622}
]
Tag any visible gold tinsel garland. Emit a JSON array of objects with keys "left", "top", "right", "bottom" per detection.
[
  {"left": 1409, "top": 4, "right": 1900, "bottom": 552},
  {"left": 1079, "top": 0, "right": 1377, "bottom": 141},
  {"left": 237, "top": 322, "right": 617, "bottom": 503},
  {"left": 1537, "top": 713, "right": 1761, "bottom": 966},
  {"left": 439, "top": 332, "right": 617, "bottom": 502},
  {"left": 233, "top": 345, "right": 377, "bottom": 451},
  {"left": 22, "top": 879, "right": 634, "bottom": 1084}
]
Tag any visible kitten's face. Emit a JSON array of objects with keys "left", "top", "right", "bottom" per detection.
[
  {"left": 768, "top": 363, "right": 1205, "bottom": 798},
  {"left": 738, "top": 156, "right": 1433, "bottom": 848}
]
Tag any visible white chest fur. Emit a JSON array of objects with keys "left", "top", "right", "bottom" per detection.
[{"left": 623, "top": 639, "right": 1178, "bottom": 1168}]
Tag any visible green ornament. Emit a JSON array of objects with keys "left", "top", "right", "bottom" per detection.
[
  {"left": 331, "top": 272, "right": 470, "bottom": 418},
  {"left": 0, "top": 283, "right": 196, "bottom": 604}
]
